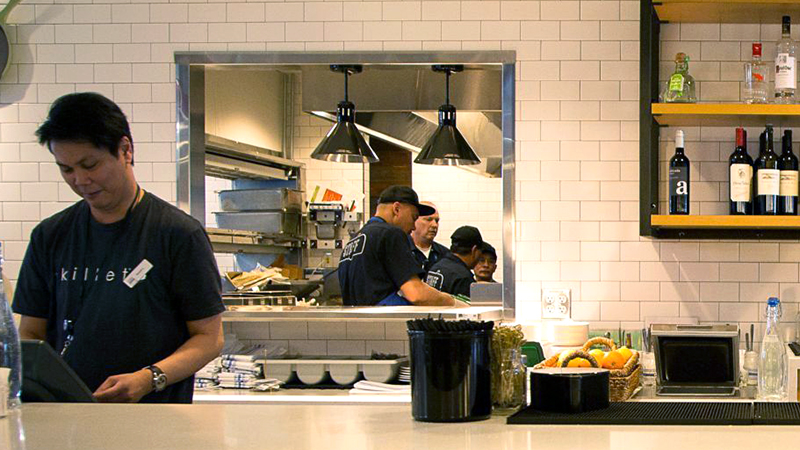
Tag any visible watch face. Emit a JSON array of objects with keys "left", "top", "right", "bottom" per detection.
[
  {"left": 155, "top": 374, "right": 167, "bottom": 391},
  {"left": 149, "top": 366, "right": 167, "bottom": 392}
]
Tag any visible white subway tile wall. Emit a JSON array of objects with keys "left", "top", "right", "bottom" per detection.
[{"left": 1, "top": 0, "right": 795, "bottom": 355}]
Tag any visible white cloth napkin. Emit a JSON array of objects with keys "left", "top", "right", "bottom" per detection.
[{"left": 349, "top": 380, "right": 411, "bottom": 395}]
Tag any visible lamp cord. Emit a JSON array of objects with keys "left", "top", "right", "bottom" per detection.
[
  {"left": 445, "top": 69, "right": 450, "bottom": 106},
  {"left": 344, "top": 69, "right": 349, "bottom": 102}
]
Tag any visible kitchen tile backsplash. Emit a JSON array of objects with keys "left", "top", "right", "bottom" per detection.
[{"left": 1, "top": 1, "right": 798, "bottom": 352}]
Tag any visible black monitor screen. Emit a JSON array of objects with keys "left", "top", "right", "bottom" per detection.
[
  {"left": 21, "top": 340, "right": 96, "bottom": 403},
  {"left": 657, "top": 336, "right": 735, "bottom": 385}
]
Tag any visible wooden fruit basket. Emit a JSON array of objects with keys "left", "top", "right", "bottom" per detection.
[{"left": 534, "top": 337, "right": 640, "bottom": 402}]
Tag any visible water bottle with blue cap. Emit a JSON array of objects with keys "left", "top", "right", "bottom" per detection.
[{"left": 758, "top": 297, "right": 788, "bottom": 401}]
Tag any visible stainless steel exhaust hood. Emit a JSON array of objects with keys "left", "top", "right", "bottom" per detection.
[{"left": 301, "top": 65, "right": 503, "bottom": 177}]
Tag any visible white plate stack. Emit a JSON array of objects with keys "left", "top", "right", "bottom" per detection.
[{"left": 398, "top": 365, "right": 410, "bottom": 384}]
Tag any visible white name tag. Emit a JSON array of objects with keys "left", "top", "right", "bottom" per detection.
[{"left": 123, "top": 259, "right": 153, "bottom": 288}]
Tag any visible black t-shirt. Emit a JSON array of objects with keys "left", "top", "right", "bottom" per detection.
[
  {"left": 13, "top": 192, "right": 225, "bottom": 403},
  {"left": 425, "top": 253, "right": 475, "bottom": 297},
  {"left": 410, "top": 238, "right": 450, "bottom": 275},
  {"left": 338, "top": 217, "right": 425, "bottom": 306}
]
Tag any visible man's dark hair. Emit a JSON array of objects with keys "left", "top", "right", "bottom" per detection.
[
  {"left": 35, "top": 92, "right": 132, "bottom": 158},
  {"left": 478, "top": 242, "right": 497, "bottom": 262},
  {"left": 450, "top": 243, "right": 475, "bottom": 255}
]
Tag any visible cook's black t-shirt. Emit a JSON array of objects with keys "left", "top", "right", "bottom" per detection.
[
  {"left": 410, "top": 238, "right": 450, "bottom": 275},
  {"left": 13, "top": 192, "right": 225, "bottom": 403},
  {"left": 338, "top": 217, "right": 425, "bottom": 306},
  {"left": 425, "top": 253, "right": 475, "bottom": 297}
]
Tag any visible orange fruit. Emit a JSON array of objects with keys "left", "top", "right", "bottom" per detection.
[
  {"left": 589, "top": 349, "right": 606, "bottom": 367},
  {"left": 567, "top": 357, "right": 591, "bottom": 368},
  {"left": 617, "top": 346, "right": 633, "bottom": 362},
  {"left": 602, "top": 350, "right": 625, "bottom": 369}
]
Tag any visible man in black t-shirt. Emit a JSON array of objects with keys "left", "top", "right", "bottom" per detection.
[
  {"left": 409, "top": 201, "right": 450, "bottom": 275},
  {"left": 338, "top": 186, "right": 465, "bottom": 307},
  {"left": 426, "top": 226, "right": 484, "bottom": 297},
  {"left": 13, "top": 93, "right": 225, "bottom": 403}
]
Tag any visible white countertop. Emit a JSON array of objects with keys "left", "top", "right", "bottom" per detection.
[{"left": 6, "top": 403, "right": 800, "bottom": 450}]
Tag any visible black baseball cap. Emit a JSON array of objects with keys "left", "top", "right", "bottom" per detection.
[
  {"left": 378, "top": 185, "right": 436, "bottom": 216},
  {"left": 451, "top": 226, "right": 483, "bottom": 249}
]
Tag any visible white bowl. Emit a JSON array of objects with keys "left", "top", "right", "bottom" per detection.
[
  {"left": 362, "top": 363, "right": 398, "bottom": 383},
  {"left": 329, "top": 364, "right": 360, "bottom": 385},
  {"left": 296, "top": 364, "right": 326, "bottom": 385},
  {"left": 264, "top": 362, "right": 294, "bottom": 383}
]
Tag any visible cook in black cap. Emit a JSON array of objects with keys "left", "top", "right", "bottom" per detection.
[
  {"left": 425, "top": 226, "right": 484, "bottom": 297},
  {"left": 338, "top": 185, "right": 464, "bottom": 307},
  {"left": 475, "top": 242, "right": 498, "bottom": 283}
]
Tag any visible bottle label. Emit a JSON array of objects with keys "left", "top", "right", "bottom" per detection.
[
  {"left": 668, "top": 74, "right": 685, "bottom": 93},
  {"left": 780, "top": 170, "right": 799, "bottom": 196},
  {"left": 758, "top": 168, "right": 781, "bottom": 195},
  {"left": 730, "top": 164, "right": 753, "bottom": 202},
  {"left": 669, "top": 166, "right": 689, "bottom": 196},
  {"left": 775, "top": 53, "right": 797, "bottom": 90}
]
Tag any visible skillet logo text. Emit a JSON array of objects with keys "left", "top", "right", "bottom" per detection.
[
  {"left": 340, "top": 234, "right": 366, "bottom": 262},
  {"left": 57, "top": 266, "right": 147, "bottom": 284}
]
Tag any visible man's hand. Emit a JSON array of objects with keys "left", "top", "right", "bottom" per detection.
[
  {"left": 93, "top": 369, "right": 152, "bottom": 403},
  {"left": 452, "top": 298, "right": 471, "bottom": 308}
]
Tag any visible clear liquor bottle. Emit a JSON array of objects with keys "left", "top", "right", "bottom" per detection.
[
  {"left": 661, "top": 53, "right": 697, "bottom": 103},
  {"left": 775, "top": 16, "right": 797, "bottom": 104},
  {"left": 744, "top": 42, "right": 769, "bottom": 104}
]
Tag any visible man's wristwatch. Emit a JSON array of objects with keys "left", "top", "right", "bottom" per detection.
[{"left": 146, "top": 365, "right": 168, "bottom": 393}]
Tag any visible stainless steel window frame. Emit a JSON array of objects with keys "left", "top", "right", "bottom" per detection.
[{"left": 175, "top": 51, "right": 517, "bottom": 316}]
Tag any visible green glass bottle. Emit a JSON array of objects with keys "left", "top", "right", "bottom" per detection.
[{"left": 662, "top": 53, "right": 697, "bottom": 103}]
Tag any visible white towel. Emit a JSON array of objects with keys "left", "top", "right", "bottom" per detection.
[
  {"left": 349, "top": 380, "right": 411, "bottom": 395},
  {"left": 221, "top": 354, "right": 257, "bottom": 363}
]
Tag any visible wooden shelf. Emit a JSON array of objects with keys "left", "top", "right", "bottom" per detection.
[
  {"left": 655, "top": 0, "right": 800, "bottom": 24},
  {"left": 651, "top": 103, "right": 800, "bottom": 126},
  {"left": 651, "top": 214, "right": 800, "bottom": 229}
]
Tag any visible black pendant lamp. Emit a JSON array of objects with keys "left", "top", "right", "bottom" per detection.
[
  {"left": 310, "top": 65, "right": 379, "bottom": 163},
  {"left": 414, "top": 65, "right": 481, "bottom": 166}
]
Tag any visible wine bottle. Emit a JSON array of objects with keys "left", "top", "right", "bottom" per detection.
[
  {"left": 669, "top": 129, "right": 690, "bottom": 215},
  {"left": 779, "top": 129, "right": 798, "bottom": 215},
  {"left": 729, "top": 127, "right": 753, "bottom": 215},
  {"left": 755, "top": 125, "right": 780, "bottom": 215}
]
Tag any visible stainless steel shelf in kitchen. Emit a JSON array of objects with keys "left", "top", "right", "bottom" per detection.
[{"left": 221, "top": 305, "right": 504, "bottom": 322}]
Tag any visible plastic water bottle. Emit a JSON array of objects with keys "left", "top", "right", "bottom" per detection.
[
  {"left": 758, "top": 297, "right": 788, "bottom": 401},
  {"left": 0, "top": 243, "right": 22, "bottom": 410}
]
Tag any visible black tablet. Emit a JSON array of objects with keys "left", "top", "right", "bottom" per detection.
[{"left": 21, "top": 339, "right": 95, "bottom": 403}]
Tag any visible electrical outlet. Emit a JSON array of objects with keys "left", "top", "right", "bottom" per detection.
[{"left": 541, "top": 288, "right": 571, "bottom": 319}]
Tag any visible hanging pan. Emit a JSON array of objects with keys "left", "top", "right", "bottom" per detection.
[{"left": 0, "top": 0, "right": 21, "bottom": 80}]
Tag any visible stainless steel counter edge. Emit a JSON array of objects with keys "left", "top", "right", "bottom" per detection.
[{"left": 221, "top": 305, "right": 504, "bottom": 322}]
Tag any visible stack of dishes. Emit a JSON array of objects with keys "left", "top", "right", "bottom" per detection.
[{"left": 398, "top": 365, "right": 410, "bottom": 384}]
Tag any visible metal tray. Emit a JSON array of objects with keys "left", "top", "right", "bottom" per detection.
[
  {"left": 213, "top": 211, "right": 302, "bottom": 238},
  {"left": 218, "top": 188, "right": 302, "bottom": 212}
]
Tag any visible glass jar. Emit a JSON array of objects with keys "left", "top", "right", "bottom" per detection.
[
  {"left": 492, "top": 348, "right": 525, "bottom": 409},
  {"left": 640, "top": 351, "right": 655, "bottom": 387}
]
